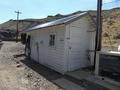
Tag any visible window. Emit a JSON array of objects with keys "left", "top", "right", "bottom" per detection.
[{"left": 49, "top": 34, "right": 56, "bottom": 46}]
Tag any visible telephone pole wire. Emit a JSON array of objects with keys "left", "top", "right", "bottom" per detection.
[{"left": 15, "top": 11, "right": 22, "bottom": 42}]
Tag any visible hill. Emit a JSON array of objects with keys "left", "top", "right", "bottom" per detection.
[
  {"left": 0, "top": 8, "right": 120, "bottom": 48},
  {"left": 0, "top": 14, "right": 66, "bottom": 32},
  {"left": 102, "top": 8, "right": 120, "bottom": 48},
  {"left": 0, "top": 14, "right": 65, "bottom": 40}
]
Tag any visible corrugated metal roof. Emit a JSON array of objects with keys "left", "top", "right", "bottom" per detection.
[{"left": 25, "top": 12, "right": 87, "bottom": 32}]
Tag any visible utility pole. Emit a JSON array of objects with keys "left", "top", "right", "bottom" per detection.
[
  {"left": 93, "top": 0, "right": 102, "bottom": 70},
  {"left": 15, "top": 11, "right": 22, "bottom": 42},
  {"left": 96, "top": 0, "right": 102, "bottom": 51}
]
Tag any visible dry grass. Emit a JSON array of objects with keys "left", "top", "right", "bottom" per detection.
[{"left": 102, "top": 8, "right": 120, "bottom": 48}]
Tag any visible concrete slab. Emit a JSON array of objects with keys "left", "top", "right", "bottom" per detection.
[
  {"left": 65, "top": 69, "right": 118, "bottom": 90},
  {"left": 53, "top": 78, "right": 85, "bottom": 90},
  {"left": 86, "top": 76, "right": 120, "bottom": 90},
  {"left": 66, "top": 69, "right": 92, "bottom": 80}
]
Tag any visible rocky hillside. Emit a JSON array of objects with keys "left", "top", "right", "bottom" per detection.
[
  {"left": 0, "top": 14, "right": 65, "bottom": 32},
  {"left": 0, "top": 8, "right": 120, "bottom": 48},
  {"left": 102, "top": 8, "right": 120, "bottom": 48},
  {"left": 0, "top": 14, "right": 65, "bottom": 40}
]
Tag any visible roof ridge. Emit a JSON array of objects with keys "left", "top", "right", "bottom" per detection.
[{"left": 24, "top": 12, "right": 87, "bottom": 32}]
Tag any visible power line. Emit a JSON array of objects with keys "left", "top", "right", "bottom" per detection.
[{"left": 103, "top": 0, "right": 120, "bottom": 4}]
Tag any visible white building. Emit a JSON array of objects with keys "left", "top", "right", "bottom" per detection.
[{"left": 24, "top": 12, "right": 96, "bottom": 74}]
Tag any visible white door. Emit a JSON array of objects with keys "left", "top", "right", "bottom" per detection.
[
  {"left": 38, "top": 30, "right": 46, "bottom": 64},
  {"left": 39, "top": 40, "right": 45, "bottom": 64},
  {"left": 67, "top": 27, "right": 89, "bottom": 71}
]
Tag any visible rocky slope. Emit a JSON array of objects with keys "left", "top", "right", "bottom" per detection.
[
  {"left": 102, "top": 8, "right": 120, "bottom": 48},
  {"left": 0, "top": 8, "right": 120, "bottom": 47}
]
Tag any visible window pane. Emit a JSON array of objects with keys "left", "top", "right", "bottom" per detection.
[{"left": 49, "top": 34, "right": 55, "bottom": 46}]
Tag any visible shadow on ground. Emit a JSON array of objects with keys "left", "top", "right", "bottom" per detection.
[
  {"left": 18, "top": 55, "right": 109, "bottom": 90},
  {"left": 14, "top": 54, "right": 25, "bottom": 58},
  {"left": 20, "top": 58, "right": 63, "bottom": 81}
]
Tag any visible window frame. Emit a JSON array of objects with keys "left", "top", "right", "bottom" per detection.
[{"left": 49, "top": 34, "right": 56, "bottom": 47}]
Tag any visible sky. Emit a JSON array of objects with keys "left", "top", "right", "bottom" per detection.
[{"left": 0, "top": 0, "right": 120, "bottom": 23}]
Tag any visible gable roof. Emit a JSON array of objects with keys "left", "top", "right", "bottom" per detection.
[{"left": 24, "top": 12, "right": 87, "bottom": 32}]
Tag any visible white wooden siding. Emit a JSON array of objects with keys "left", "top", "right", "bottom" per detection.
[
  {"left": 27, "top": 16, "right": 95, "bottom": 73},
  {"left": 30, "top": 31, "right": 38, "bottom": 62},
  {"left": 65, "top": 16, "right": 95, "bottom": 71},
  {"left": 29, "top": 25, "right": 66, "bottom": 73}
]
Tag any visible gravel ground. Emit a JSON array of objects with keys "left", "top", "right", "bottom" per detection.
[
  {"left": 0, "top": 41, "right": 113, "bottom": 90},
  {"left": 0, "top": 41, "right": 62, "bottom": 90}
]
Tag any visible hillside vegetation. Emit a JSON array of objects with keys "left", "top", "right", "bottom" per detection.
[
  {"left": 102, "top": 8, "right": 120, "bottom": 48},
  {"left": 0, "top": 14, "right": 65, "bottom": 32},
  {"left": 0, "top": 14, "right": 65, "bottom": 40},
  {"left": 0, "top": 8, "right": 120, "bottom": 48}
]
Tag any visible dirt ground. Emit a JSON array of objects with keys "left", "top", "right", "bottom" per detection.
[
  {"left": 0, "top": 41, "right": 62, "bottom": 90},
  {"left": 0, "top": 41, "right": 114, "bottom": 90}
]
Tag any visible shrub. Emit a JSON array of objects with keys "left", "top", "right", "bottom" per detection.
[
  {"left": 103, "top": 32, "right": 109, "bottom": 37},
  {"left": 113, "top": 34, "right": 120, "bottom": 39}
]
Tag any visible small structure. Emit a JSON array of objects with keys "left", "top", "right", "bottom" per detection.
[{"left": 24, "top": 12, "right": 96, "bottom": 74}]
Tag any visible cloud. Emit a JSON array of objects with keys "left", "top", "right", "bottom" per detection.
[{"left": 103, "top": 0, "right": 113, "bottom": 3}]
